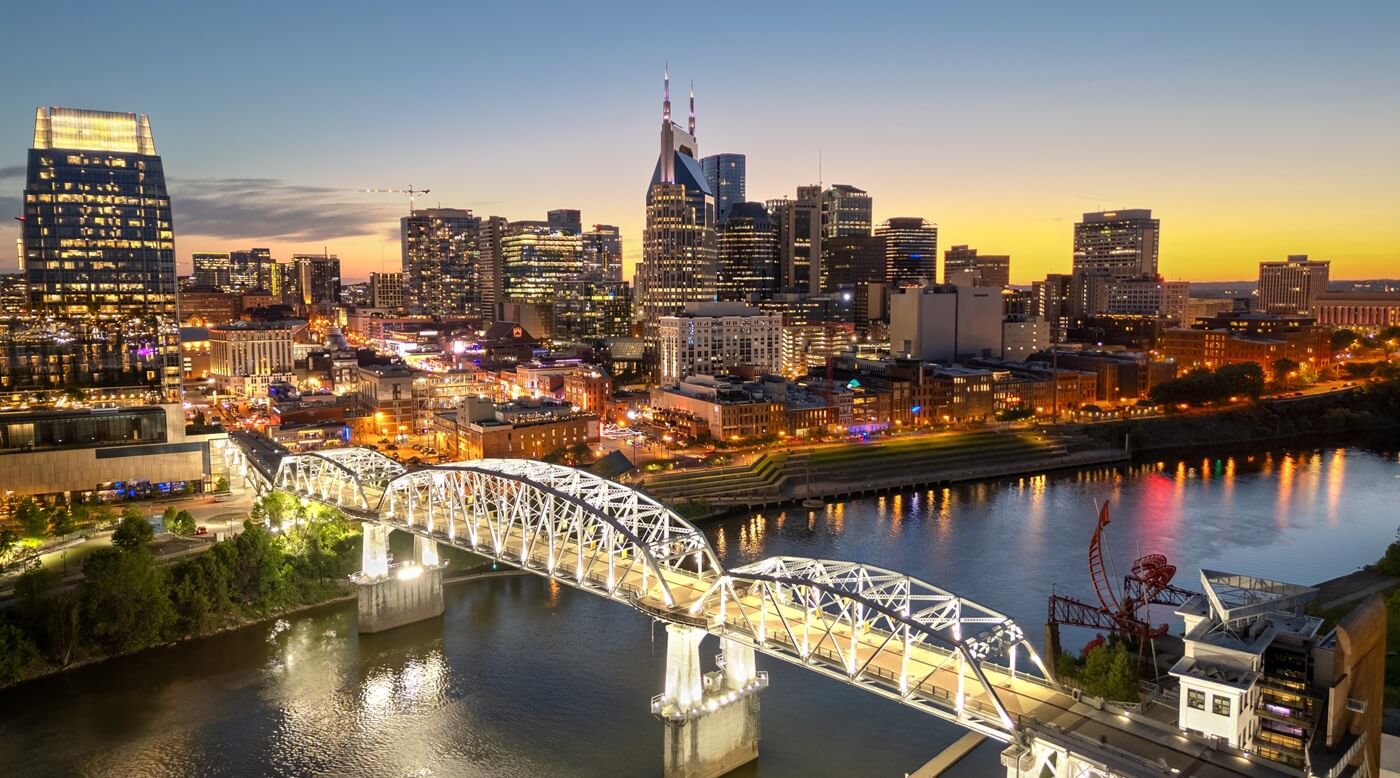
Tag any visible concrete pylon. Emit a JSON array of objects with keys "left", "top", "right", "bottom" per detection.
[
  {"left": 362, "top": 522, "right": 390, "bottom": 579},
  {"left": 655, "top": 627, "right": 765, "bottom": 778},
  {"left": 415, "top": 534, "right": 440, "bottom": 568},
  {"left": 355, "top": 524, "right": 444, "bottom": 634}
]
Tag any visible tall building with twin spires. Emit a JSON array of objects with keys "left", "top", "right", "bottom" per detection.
[
  {"left": 635, "top": 68, "right": 717, "bottom": 341},
  {"left": 16, "top": 106, "right": 179, "bottom": 399}
]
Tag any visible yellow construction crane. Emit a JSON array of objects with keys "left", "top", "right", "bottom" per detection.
[{"left": 360, "top": 185, "right": 431, "bottom": 215}]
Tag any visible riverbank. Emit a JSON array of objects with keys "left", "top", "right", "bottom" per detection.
[{"left": 1085, "top": 379, "right": 1400, "bottom": 454}]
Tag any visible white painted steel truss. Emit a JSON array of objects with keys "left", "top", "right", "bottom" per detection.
[
  {"left": 271, "top": 448, "right": 405, "bottom": 511},
  {"left": 377, "top": 460, "right": 725, "bottom": 608},
  {"left": 689, "top": 556, "right": 1051, "bottom": 737}
]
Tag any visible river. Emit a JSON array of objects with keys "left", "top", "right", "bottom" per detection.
[{"left": 2, "top": 439, "right": 1398, "bottom": 777}]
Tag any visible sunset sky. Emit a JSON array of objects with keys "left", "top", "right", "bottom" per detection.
[{"left": 0, "top": 1, "right": 1395, "bottom": 284}]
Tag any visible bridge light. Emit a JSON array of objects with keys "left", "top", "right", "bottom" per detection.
[{"left": 396, "top": 564, "right": 423, "bottom": 581}]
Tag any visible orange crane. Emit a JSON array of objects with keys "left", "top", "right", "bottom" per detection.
[{"left": 360, "top": 185, "right": 431, "bottom": 215}]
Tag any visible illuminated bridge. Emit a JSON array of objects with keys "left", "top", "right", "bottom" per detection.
[{"left": 224, "top": 438, "right": 1296, "bottom": 778}]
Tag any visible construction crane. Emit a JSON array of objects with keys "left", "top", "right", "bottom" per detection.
[{"left": 361, "top": 185, "right": 431, "bottom": 215}]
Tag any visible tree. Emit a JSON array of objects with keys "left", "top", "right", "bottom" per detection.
[
  {"left": 112, "top": 514, "right": 155, "bottom": 551},
  {"left": 49, "top": 507, "right": 77, "bottom": 537},
  {"left": 12, "top": 567, "right": 81, "bottom": 666},
  {"left": 15, "top": 498, "right": 49, "bottom": 539},
  {"left": 120, "top": 505, "right": 145, "bottom": 523},
  {"left": 1332, "top": 329, "right": 1358, "bottom": 352},
  {"left": 167, "top": 510, "right": 196, "bottom": 537},
  {"left": 1272, "top": 358, "right": 1300, "bottom": 387},
  {"left": 1077, "top": 641, "right": 1139, "bottom": 702},
  {"left": 0, "top": 529, "right": 18, "bottom": 561},
  {"left": 80, "top": 548, "right": 175, "bottom": 654},
  {"left": 90, "top": 505, "right": 117, "bottom": 528},
  {"left": 0, "top": 623, "right": 43, "bottom": 686},
  {"left": 251, "top": 491, "right": 301, "bottom": 529},
  {"left": 215, "top": 476, "right": 230, "bottom": 493}
]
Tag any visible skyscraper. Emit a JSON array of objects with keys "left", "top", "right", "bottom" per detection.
[
  {"left": 716, "top": 202, "right": 779, "bottom": 302},
  {"left": 401, "top": 208, "right": 482, "bottom": 316},
  {"left": 820, "top": 184, "right": 873, "bottom": 238},
  {"left": 17, "top": 106, "right": 179, "bottom": 398},
  {"left": 700, "top": 153, "right": 746, "bottom": 222},
  {"left": 1072, "top": 209, "right": 1159, "bottom": 280},
  {"left": 292, "top": 254, "right": 341, "bottom": 306},
  {"left": 193, "top": 252, "right": 233, "bottom": 289},
  {"left": 876, "top": 217, "right": 938, "bottom": 287},
  {"left": 502, "top": 221, "right": 584, "bottom": 304},
  {"left": 582, "top": 225, "right": 623, "bottom": 281},
  {"left": 476, "top": 215, "right": 510, "bottom": 322},
  {"left": 943, "top": 245, "right": 1010, "bottom": 287},
  {"left": 369, "top": 271, "right": 405, "bottom": 310},
  {"left": 1258, "top": 254, "right": 1331, "bottom": 315},
  {"left": 636, "top": 68, "right": 718, "bottom": 340},
  {"left": 552, "top": 279, "right": 633, "bottom": 342},
  {"left": 821, "top": 234, "right": 887, "bottom": 330},
  {"left": 769, "top": 187, "right": 823, "bottom": 295},
  {"left": 547, "top": 209, "right": 582, "bottom": 235},
  {"left": 229, "top": 248, "right": 275, "bottom": 292}
]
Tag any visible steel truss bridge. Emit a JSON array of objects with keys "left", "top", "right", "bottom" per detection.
[{"left": 225, "top": 440, "right": 1295, "bottom": 778}]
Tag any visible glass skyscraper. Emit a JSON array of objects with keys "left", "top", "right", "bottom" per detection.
[
  {"left": 401, "top": 208, "right": 482, "bottom": 316},
  {"left": 501, "top": 221, "right": 584, "bottom": 304},
  {"left": 700, "top": 153, "right": 745, "bottom": 222},
  {"left": 12, "top": 107, "right": 179, "bottom": 399},
  {"left": 716, "top": 202, "right": 778, "bottom": 302},
  {"left": 876, "top": 217, "right": 938, "bottom": 287}
]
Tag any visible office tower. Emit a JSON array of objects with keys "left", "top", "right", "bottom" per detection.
[
  {"left": 193, "top": 252, "right": 233, "bottom": 289},
  {"left": 476, "top": 215, "right": 509, "bottom": 321},
  {"left": 1073, "top": 209, "right": 1159, "bottom": 280},
  {"left": 401, "top": 208, "right": 482, "bottom": 316},
  {"left": 547, "top": 209, "right": 582, "bottom": 235},
  {"left": 876, "top": 217, "right": 938, "bottom": 287},
  {"left": 944, "top": 245, "right": 1010, "bottom": 287},
  {"left": 582, "top": 224, "right": 623, "bottom": 281},
  {"left": 637, "top": 68, "right": 718, "bottom": 339},
  {"left": 18, "top": 106, "right": 179, "bottom": 397},
  {"left": 821, "top": 184, "right": 873, "bottom": 238},
  {"left": 769, "top": 187, "right": 823, "bottom": 294},
  {"left": 1033, "top": 273, "right": 1073, "bottom": 340},
  {"left": 1258, "top": 254, "right": 1331, "bottom": 315},
  {"left": 1105, "top": 277, "right": 1191, "bottom": 324},
  {"left": 716, "top": 202, "right": 779, "bottom": 302},
  {"left": 700, "top": 153, "right": 746, "bottom": 222},
  {"left": 230, "top": 248, "right": 275, "bottom": 292},
  {"left": 656, "top": 302, "right": 782, "bottom": 382},
  {"left": 552, "top": 279, "right": 633, "bottom": 342},
  {"left": 821, "top": 235, "right": 887, "bottom": 330},
  {"left": 369, "top": 271, "right": 405, "bottom": 310},
  {"left": 502, "top": 221, "right": 584, "bottom": 304},
  {"left": 274, "top": 262, "right": 298, "bottom": 305},
  {"left": 292, "top": 254, "right": 341, "bottom": 306},
  {"left": 208, "top": 320, "right": 296, "bottom": 398}
]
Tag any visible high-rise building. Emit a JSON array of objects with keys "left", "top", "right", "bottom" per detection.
[
  {"left": 1105, "top": 277, "right": 1190, "bottom": 324},
  {"left": 17, "top": 107, "right": 179, "bottom": 398},
  {"left": 209, "top": 320, "right": 297, "bottom": 398},
  {"left": 820, "top": 184, "right": 873, "bottom": 238},
  {"left": 1258, "top": 254, "right": 1330, "bottom": 316},
  {"left": 944, "top": 245, "right": 1010, "bottom": 288},
  {"left": 876, "top": 217, "right": 938, "bottom": 287},
  {"left": 369, "top": 271, "right": 405, "bottom": 310},
  {"left": 770, "top": 187, "right": 823, "bottom": 295},
  {"left": 1073, "top": 209, "right": 1159, "bottom": 280},
  {"left": 582, "top": 224, "right": 623, "bottom": 281},
  {"left": 292, "top": 254, "right": 340, "bottom": 306},
  {"left": 401, "top": 208, "right": 482, "bottom": 316},
  {"left": 552, "top": 279, "right": 633, "bottom": 342},
  {"left": 716, "top": 202, "right": 778, "bottom": 302},
  {"left": 637, "top": 69, "right": 717, "bottom": 340},
  {"left": 477, "top": 215, "right": 510, "bottom": 321},
  {"left": 502, "top": 222, "right": 584, "bottom": 305},
  {"left": 230, "top": 248, "right": 275, "bottom": 292},
  {"left": 700, "top": 153, "right": 746, "bottom": 222},
  {"left": 193, "top": 253, "right": 232, "bottom": 289},
  {"left": 821, "top": 235, "right": 887, "bottom": 330},
  {"left": 1033, "top": 273, "right": 1074, "bottom": 340},
  {"left": 890, "top": 284, "right": 1003, "bottom": 363},
  {"left": 547, "top": 209, "right": 582, "bottom": 235},
  {"left": 656, "top": 302, "right": 782, "bottom": 382}
]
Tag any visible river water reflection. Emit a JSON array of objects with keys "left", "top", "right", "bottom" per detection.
[{"left": 2, "top": 440, "right": 1397, "bottom": 776}]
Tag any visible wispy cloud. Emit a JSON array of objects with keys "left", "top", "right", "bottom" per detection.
[
  {"left": 169, "top": 177, "right": 401, "bottom": 242},
  {"left": 0, "top": 165, "right": 25, "bottom": 181}
]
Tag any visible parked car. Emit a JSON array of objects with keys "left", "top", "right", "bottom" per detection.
[{"left": 195, "top": 526, "right": 208, "bottom": 536}]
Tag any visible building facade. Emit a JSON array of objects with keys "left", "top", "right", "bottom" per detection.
[
  {"left": 820, "top": 184, "right": 873, "bottom": 238},
  {"left": 400, "top": 208, "right": 482, "bottom": 316},
  {"left": 1258, "top": 254, "right": 1330, "bottom": 316},
  {"left": 552, "top": 280, "right": 633, "bottom": 342},
  {"left": 291, "top": 254, "right": 340, "bottom": 306},
  {"left": 944, "top": 245, "right": 1010, "bottom": 288},
  {"left": 656, "top": 302, "right": 782, "bottom": 382},
  {"left": 877, "top": 217, "right": 938, "bottom": 287},
  {"left": 209, "top": 321, "right": 298, "bottom": 398},
  {"left": 369, "top": 271, "right": 405, "bottom": 310},
  {"left": 716, "top": 202, "right": 779, "bottom": 302},
  {"left": 1072, "top": 209, "right": 1159, "bottom": 280},
  {"left": 889, "top": 284, "right": 1002, "bottom": 363},
  {"left": 700, "top": 153, "right": 745, "bottom": 222},
  {"left": 581, "top": 224, "right": 623, "bottom": 281},
  {"left": 18, "top": 106, "right": 180, "bottom": 398}
]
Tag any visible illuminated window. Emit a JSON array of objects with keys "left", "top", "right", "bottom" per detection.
[{"left": 1187, "top": 689, "right": 1205, "bottom": 710}]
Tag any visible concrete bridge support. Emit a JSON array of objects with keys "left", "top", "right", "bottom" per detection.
[
  {"left": 654, "top": 626, "right": 765, "bottom": 778},
  {"left": 356, "top": 524, "right": 445, "bottom": 634}
]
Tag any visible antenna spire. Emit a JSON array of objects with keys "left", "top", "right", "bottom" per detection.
[
  {"left": 688, "top": 81, "right": 695, "bottom": 136},
  {"left": 663, "top": 62, "right": 671, "bottom": 122}
]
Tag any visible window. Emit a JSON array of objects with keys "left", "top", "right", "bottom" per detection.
[
  {"left": 1187, "top": 689, "right": 1205, "bottom": 710},
  {"left": 1213, "top": 695, "right": 1231, "bottom": 716}
]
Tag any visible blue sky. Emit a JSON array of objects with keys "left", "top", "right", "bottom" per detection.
[{"left": 1, "top": 1, "right": 1396, "bottom": 282}]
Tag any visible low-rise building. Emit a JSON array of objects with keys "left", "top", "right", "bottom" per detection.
[
  {"left": 1029, "top": 349, "right": 1175, "bottom": 403},
  {"left": 1313, "top": 291, "right": 1400, "bottom": 330},
  {"left": 358, "top": 364, "right": 417, "bottom": 440},
  {"left": 651, "top": 375, "right": 785, "bottom": 442},
  {"left": 1002, "top": 317, "right": 1050, "bottom": 362},
  {"left": 564, "top": 368, "right": 612, "bottom": 415},
  {"left": 1158, "top": 312, "right": 1332, "bottom": 375},
  {"left": 890, "top": 284, "right": 1003, "bottom": 363},
  {"left": 443, "top": 396, "right": 595, "bottom": 459}
]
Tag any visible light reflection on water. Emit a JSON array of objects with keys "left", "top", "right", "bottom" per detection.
[{"left": 1, "top": 442, "right": 1397, "bottom": 777}]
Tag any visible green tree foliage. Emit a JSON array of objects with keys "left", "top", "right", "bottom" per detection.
[
  {"left": 112, "top": 514, "right": 155, "bottom": 551},
  {"left": 1331, "top": 329, "right": 1358, "bottom": 352},
  {"left": 167, "top": 509, "right": 196, "bottom": 537},
  {"left": 0, "top": 529, "right": 18, "bottom": 561},
  {"left": 1059, "top": 641, "right": 1139, "bottom": 702},
  {"left": 251, "top": 492, "right": 302, "bottom": 529},
  {"left": 80, "top": 548, "right": 175, "bottom": 654},
  {"left": 120, "top": 505, "right": 145, "bottom": 523},
  {"left": 0, "top": 623, "right": 42, "bottom": 686},
  {"left": 15, "top": 498, "right": 49, "bottom": 539},
  {"left": 12, "top": 567, "right": 81, "bottom": 667},
  {"left": 215, "top": 476, "right": 230, "bottom": 493},
  {"left": 90, "top": 505, "right": 117, "bottom": 528},
  {"left": 1272, "top": 358, "right": 1300, "bottom": 387},
  {"left": 49, "top": 507, "right": 76, "bottom": 537},
  {"left": 1151, "top": 363, "right": 1264, "bottom": 407}
]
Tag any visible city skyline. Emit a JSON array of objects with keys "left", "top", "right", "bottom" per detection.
[{"left": 0, "top": 2, "right": 1396, "bottom": 284}]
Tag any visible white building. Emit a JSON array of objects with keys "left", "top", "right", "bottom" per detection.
[
  {"left": 1105, "top": 276, "right": 1190, "bottom": 323},
  {"left": 209, "top": 320, "right": 300, "bottom": 399},
  {"left": 889, "top": 284, "right": 1002, "bottom": 363},
  {"left": 1258, "top": 254, "right": 1330, "bottom": 315},
  {"left": 657, "top": 302, "right": 782, "bottom": 382},
  {"left": 1001, "top": 317, "right": 1050, "bottom": 361}
]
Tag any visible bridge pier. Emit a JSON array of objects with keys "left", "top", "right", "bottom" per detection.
[
  {"left": 355, "top": 525, "right": 445, "bottom": 634},
  {"left": 653, "top": 626, "right": 766, "bottom": 778}
]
